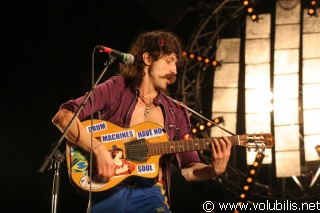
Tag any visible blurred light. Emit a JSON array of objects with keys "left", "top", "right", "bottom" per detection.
[
  {"left": 251, "top": 14, "right": 258, "bottom": 21},
  {"left": 206, "top": 121, "right": 213, "bottom": 127},
  {"left": 214, "top": 116, "right": 224, "bottom": 124},
  {"left": 253, "top": 161, "right": 259, "bottom": 167},
  {"left": 240, "top": 193, "right": 246, "bottom": 199},
  {"left": 182, "top": 51, "right": 221, "bottom": 68},
  {"left": 242, "top": 0, "right": 259, "bottom": 22},
  {"left": 212, "top": 60, "right": 220, "bottom": 67},
  {"left": 308, "top": 8, "right": 315, "bottom": 15},
  {"left": 199, "top": 124, "right": 205, "bottom": 131},
  {"left": 247, "top": 177, "right": 252, "bottom": 183},
  {"left": 250, "top": 169, "right": 256, "bottom": 175},
  {"left": 308, "top": 0, "right": 318, "bottom": 16},
  {"left": 191, "top": 117, "right": 224, "bottom": 134},
  {"left": 243, "top": 185, "right": 249, "bottom": 191}
]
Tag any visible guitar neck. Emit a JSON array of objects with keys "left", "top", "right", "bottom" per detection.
[
  {"left": 147, "top": 132, "right": 274, "bottom": 156},
  {"left": 148, "top": 136, "right": 240, "bottom": 155}
]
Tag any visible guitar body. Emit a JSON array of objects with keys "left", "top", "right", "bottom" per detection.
[
  {"left": 66, "top": 119, "right": 274, "bottom": 198},
  {"left": 66, "top": 120, "right": 168, "bottom": 197}
]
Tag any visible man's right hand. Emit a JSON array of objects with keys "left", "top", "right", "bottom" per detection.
[{"left": 92, "top": 144, "right": 115, "bottom": 182}]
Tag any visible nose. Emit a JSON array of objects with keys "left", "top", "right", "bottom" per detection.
[{"left": 170, "top": 65, "right": 177, "bottom": 75}]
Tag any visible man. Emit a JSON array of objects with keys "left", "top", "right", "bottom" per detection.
[{"left": 52, "top": 30, "right": 231, "bottom": 212}]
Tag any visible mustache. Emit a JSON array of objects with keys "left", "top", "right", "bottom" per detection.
[{"left": 164, "top": 74, "right": 176, "bottom": 84}]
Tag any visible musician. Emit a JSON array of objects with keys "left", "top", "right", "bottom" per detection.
[{"left": 52, "top": 30, "right": 232, "bottom": 212}]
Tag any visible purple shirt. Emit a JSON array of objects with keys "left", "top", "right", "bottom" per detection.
[{"left": 60, "top": 76, "right": 200, "bottom": 196}]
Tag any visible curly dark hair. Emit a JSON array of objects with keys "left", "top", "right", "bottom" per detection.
[{"left": 119, "top": 30, "right": 185, "bottom": 86}]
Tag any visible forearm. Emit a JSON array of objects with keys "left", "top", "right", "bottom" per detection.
[
  {"left": 181, "top": 162, "right": 221, "bottom": 182},
  {"left": 52, "top": 108, "right": 102, "bottom": 153}
]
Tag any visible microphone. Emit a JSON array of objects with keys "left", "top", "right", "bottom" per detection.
[{"left": 98, "top": 45, "right": 134, "bottom": 64}]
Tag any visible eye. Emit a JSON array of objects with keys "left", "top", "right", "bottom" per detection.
[{"left": 166, "top": 55, "right": 177, "bottom": 64}]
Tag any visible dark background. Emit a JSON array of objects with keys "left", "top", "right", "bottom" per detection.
[{"left": 2, "top": 0, "right": 221, "bottom": 212}]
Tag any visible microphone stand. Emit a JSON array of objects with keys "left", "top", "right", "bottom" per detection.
[{"left": 38, "top": 52, "right": 116, "bottom": 213}]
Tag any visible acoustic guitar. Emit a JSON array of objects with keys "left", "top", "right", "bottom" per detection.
[{"left": 66, "top": 119, "right": 274, "bottom": 197}]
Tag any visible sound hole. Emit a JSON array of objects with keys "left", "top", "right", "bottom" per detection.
[{"left": 125, "top": 139, "right": 148, "bottom": 162}]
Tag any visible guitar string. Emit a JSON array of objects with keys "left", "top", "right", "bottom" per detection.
[{"left": 120, "top": 140, "right": 208, "bottom": 155}]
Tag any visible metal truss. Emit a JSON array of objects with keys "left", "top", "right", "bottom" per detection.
[{"left": 176, "top": 0, "right": 248, "bottom": 123}]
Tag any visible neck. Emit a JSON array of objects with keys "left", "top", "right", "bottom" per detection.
[{"left": 139, "top": 86, "right": 159, "bottom": 99}]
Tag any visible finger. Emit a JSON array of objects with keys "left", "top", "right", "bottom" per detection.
[
  {"left": 211, "top": 140, "right": 220, "bottom": 158},
  {"left": 218, "top": 138, "right": 227, "bottom": 152},
  {"left": 222, "top": 136, "right": 232, "bottom": 149}
]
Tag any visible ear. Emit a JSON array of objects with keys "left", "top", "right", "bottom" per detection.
[{"left": 142, "top": 52, "right": 152, "bottom": 65}]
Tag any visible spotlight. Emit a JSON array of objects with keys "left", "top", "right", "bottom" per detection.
[
  {"left": 238, "top": 152, "right": 265, "bottom": 203},
  {"left": 251, "top": 14, "right": 259, "bottom": 21},
  {"left": 199, "top": 124, "right": 205, "bottom": 131},
  {"left": 308, "top": 0, "right": 318, "bottom": 16},
  {"left": 182, "top": 51, "right": 221, "bottom": 68},
  {"left": 212, "top": 60, "right": 220, "bottom": 67},
  {"left": 253, "top": 161, "right": 259, "bottom": 167},
  {"left": 242, "top": 0, "right": 259, "bottom": 22},
  {"left": 213, "top": 116, "right": 224, "bottom": 124},
  {"left": 243, "top": 0, "right": 249, "bottom": 6},
  {"left": 206, "top": 121, "right": 213, "bottom": 127},
  {"left": 191, "top": 128, "right": 197, "bottom": 134}
]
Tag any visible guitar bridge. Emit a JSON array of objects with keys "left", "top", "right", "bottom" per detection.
[{"left": 124, "top": 138, "right": 148, "bottom": 162}]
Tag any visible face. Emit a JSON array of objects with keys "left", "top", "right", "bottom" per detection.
[{"left": 148, "top": 53, "right": 178, "bottom": 91}]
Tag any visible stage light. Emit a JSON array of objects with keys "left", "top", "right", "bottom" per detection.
[
  {"left": 213, "top": 116, "right": 224, "bottom": 124},
  {"left": 242, "top": 0, "right": 259, "bottom": 22},
  {"left": 308, "top": 0, "right": 318, "bottom": 16},
  {"left": 212, "top": 60, "right": 220, "bottom": 67},
  {"left": 251, "top": 14, "right": 258, "bottom": 21},
  {"left": 249, "top": 169, "right": 256, "bottom": 175},
  {"left": 182, "top": 51, "right": 221, "bottom": 68},
  {"left": 199, "top": 124, "right": 205, "bottom": 131},
  {"left": 191, "top": 117, "right": 225, "bottom": 134},
  {"left": 192, "top": 127, "right": 198, "bottom": 134},
  {"left": 206, "top": 121, "right": 213, "bottom": 127},
  {"left": 238, "top": 152, "right": 265, "bottom": 203}
]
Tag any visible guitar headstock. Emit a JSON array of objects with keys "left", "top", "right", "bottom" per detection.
[{"left": 237, "top": 133, "right": 274, "bottom": 151}]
